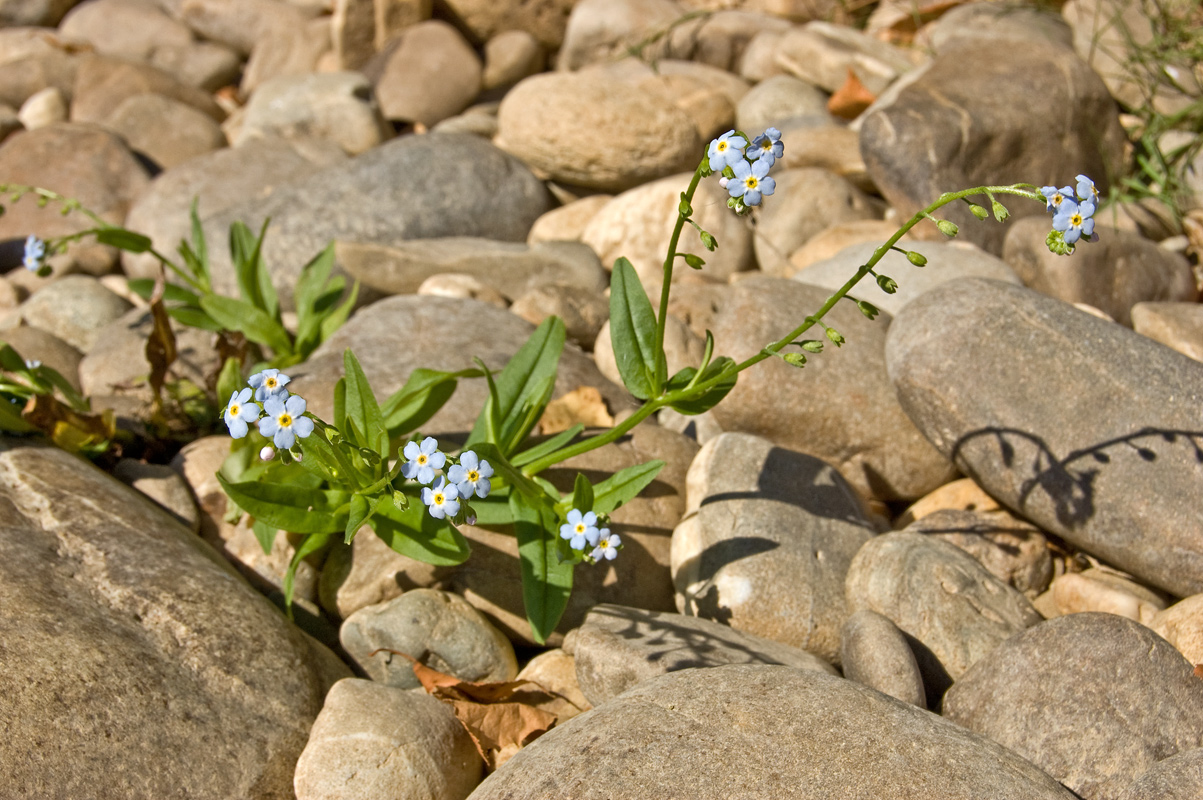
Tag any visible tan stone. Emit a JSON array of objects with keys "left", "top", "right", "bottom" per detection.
[
  {"left": 1051, "top": 569, "right": 1168, "bottom": 625},
  {"left": 1151, "top": 593, "right": 1203, "bottom": 665}
]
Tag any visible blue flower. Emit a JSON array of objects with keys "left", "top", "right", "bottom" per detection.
[
  {"left": 401, "top": 436, "right": 445, "bottom": 484},
  {"left": 1053, "top": 199, "right": 1095, "bottom": 245},
  {"left": 258, "top": 393, "right": 313, "bottom": 449},
  {"left": 707, "top": 130, "right": 747, "bottom": 172},
  {"left": 728, "top": 158, "right": 775, "bottom": 206},
  {"left": 589, "top": 529, "right": 622, "bottom": 562},
  {"left": 248, "top": 368, "right": 291, "bottom": 402},
  {"left": 1075, "top": 174, "right": 1099, "bottom": 209},
  {"left": 1040, "top": 186, "right": 1074, "bottom": 214},
  {"left": 223, "top": 388, "right": 260, "bottom": 439},
  {"left": 23, "top": 235, "right": 45, "bottom": 272},
  {"left": 422, "top": 476, "right": 460, "bottom": 520},
  {"left": 747, "top": 127, "right": 784, "bottom": 167},
  {"left": 559, "top": 508, "right": 599, "bottom": 551},
  {"left": 448, "top": 450, "right": 493, "bottom": 499}
]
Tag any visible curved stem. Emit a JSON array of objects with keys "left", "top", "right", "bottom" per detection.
[{"left": 653, "top": 157, "right": 708, "bottom": 391}]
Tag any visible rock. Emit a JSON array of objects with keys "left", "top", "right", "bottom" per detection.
[
  {"left": 336, "top": 238, "right": 605, "bottom": 299},
  {"left": 1151, "top": 593, "right": 1203, "bottom": 665},
  {"left": 669, "top": 276, "right": 956, "bottom": 501},
  {"left": 735, "top": 74, "right": 830, "bottom": 134},
  {"left": 943, "top": 613, "right": 1203, "bottom": 800},
  {"left": 839, "top": 609, "right": 925, "bottom": 707},
  {"left": 510, "top": 284, "right": 608, "bottom": 349},
  {"left": 0, "top": 440, "right": 350, "bottom": 796},
  {"left": 557, "top": 0, "right": 684, "bottom": 71},
  {"left": 59, "top": 0, "right": 193, "bottom": 61},
  {"left": 1050, "top": 568, "right": 1167, "bottom": 625},
  {"left": 429, "top": 108, "right": 498, "bottom": 138},
  {"left": 886, "top": 278, "right": 1203, "bottom": 598},
  {"left": 0, "top": 0, "right": 77, "bottom": 26},
  {"left": 737, "top": 27, "right": 789, "bottom": 81},
  {"left": 0, "top": 49, "right": 78, "bottom": 110},
  {"left": 319, "top": 521, "right": 449, "bottom": 619},
  {"left": 895, "top": 477, "right": 1003, "bottom": 527},
  {"left": 663, "top": 10, "right": 792, "bottom": 73},
  {"left": 921, "top": 2, "right": 1074, "bottom": 52},
  {"left": 148, "top": 40, "right": 242, "bottom": 91},
  {"left": 859, "top": 38, "right": 1126, "bottom": 255},
  {"left": 155, "top": 0, "right": 322, "bottom": 56},
  {"left": 904, "top": 509, "right": 1054, "bottom": 598},
  {"left": 469, "top": 664, "right": 1079, "bottom": 799},
  {"left": 69, "top": 54, "right": 224, "bottom": 125},
  {"left": 0, "top": 325, "right": 82, "bottom": 390},
  {"left": 239, "top": 13, "right": 331, "bottom": 96},
  {"left": 794, "top": 240, "right": 1022, "bottom": 313},
  {"left": 580, "top": 171, "right": 754, "bottom": 286},
  {"left": 572, "top": 604, "right": 835, "bottom": 705},
  {"left": 846, "top": 531, "right": 1042, "bottom": 700},
  {"left": 366, "top": 20, "right": 481, "bottom": 126},
  {"left": 495, "top": 71, "right": 702, "bottom": 193},
  {"left": 340, "top": 588, "right": 518, "bottom": 689},
  {"left": 373, "top": 0, "right": 432, "bottom": 50},
  {"left": 516, "top": 648, "right": 590, "bottom": 721},
  {"left": 417, "top": 273, "right": 508, "bottom": 309},
  {"left": 293, "top": 678, "right": 483, "bottom": 800},
  {"left": 233, "top": 71, "right": 391, "bottom": 156},
  {"left": 526, "top": 194, "right": 610, "bottom": 245},
  {"left": 331, "top": 0, "right": 376, "bottom": 70},
  {"left": 754, "top": 168, "right": 883, "bottom": 276},
  {"left": 1118, "top": 749, "right": 1203, "bottom": 800},
  {"left": 20, "top": 275, "right": 131, "bottom": 353},
  {"left": 439, "top": 0, "right": 574, "bottom": 48},
  {"left": 788, "top": 219, "right": 900, "bottom": 271},
  {"left": 16, "top": 84, "right": 66, "bottom": 129},
  {"left": 672, "top": 432, "right": 875, "bottom": 664},
  {"left": 1003, "top": 219, "right": 1196, "bottom": 326},
  {"left": 111, "top": 458, "right": 200, "bottom": 532},
  {"left": 121, "top": 135, "right": 346, "bottom": 281},
  {"left": 201, "top": 134, "right": 553, "bottom": 310},
  {"left": 775, "top": 21, "right": 920, "bottom": 95},
  {"left": 1132, "top": 301, "right": 1203, "bottom": 361},
  {"left": 778, "top": 121, "right": 869, "bottom": 188},
  {"left": 0, "top": 123, "right": 151, "bottom": 262},
  {"left": 482, "top": 30, "right": 544, "bottom": 91},
  {"left": 104, "top": 93, "right": 227, "bottom": 169}
]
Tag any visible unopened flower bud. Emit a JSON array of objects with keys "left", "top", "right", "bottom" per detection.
[
  {"left": 991, "top": 199, "right": 1010, "bottom": 221},
  {"left": 968, "top": 203, "right": 988, "bottom": 221},
  {"left": 259, "top": 446, "right": 275, "bottom": 461},
  {"left": 699, "top": 230, "right": 718, "bottom": 251},
  {"left": 857, "top": 300, "right": 880, "bottom": 320},
  {"left": 906, "top": 250, "right": 927, "bottom": 267},
  {"left": 825, "top": 328, "right": 845, "bottom": 346},
  {"left": 936, "top": 219, "right": 959, "bottom": 237},
  {"left": 783, "top": 352, "right": 806, "bottom": 367},
  {"left": 876, "top": 274, "right": 898, "bottom": 294}
]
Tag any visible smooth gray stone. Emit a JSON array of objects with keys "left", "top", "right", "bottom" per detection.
[
  {"left": 467, "top": 664, "right": 1079, "bottom": 800},
  {"left": 944, "top": 613, "right": 1203, "bottom": 800},
  {"left": 845, "top": 532, "right": 1041, "bottom": 704},
  {"left": 839, "top": 609, "right": 925, "bottom": 707},
  {"left": 0, "top": 440, "right": 349, "bottom": 797},
  {"left": 572, "top": 604, "right": 836, "bottom": 706},
  {"left": 886, "top": 277, "right": 1203, "bottom": 598},
  {"left": 905, "top": 508, "right": 1053, "bottom": 598},
  {"left": 1118, "top": 748, "right": 1203, "bottom": 800},
  {"left": 203, "top": 133, "right": 553, "bottom": 310}
]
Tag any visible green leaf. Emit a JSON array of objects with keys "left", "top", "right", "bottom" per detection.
[
  {"left": 608, "top": 257, "right": 660, "bottom": 400},
  {"left": 186, "top": 197, "right": 210, "bottom": 285},
  {"left": 319, "top": 280, "right": 359, "bottom": 343},
  {"left": 230, "top": 219, "right": 277, "bottom": 318},
  {"left": 571, "top": 472, "right": 594, "bottom": 512},
  {"left": 467, "top": 495, "right": 514, "bottom": 526},
  {"left": 215, "top": 357, "right": 242, "bottom": 408},
  {"left": 291, "top": 428, "right": 344, "bottom": 485},
  {"left": 216, "top": 474, "right": 350, "bottom": 533},
  {"left": 510, "top": 490, "right": 573, "bottom": 644},
  {"left": 369, "top": 499, "right": 471, "bottom": 565},
  {"left": 381, "top": 368, "right": 480, "bottom": 438},
  {"left": 127, "top": 279, "right": 201, "bottom": 307},
  {"left": 502, "top": 373, "right": 555, "bottom": 455},
  {"left": 200, "top": 294, "right": 293, "bottom": 355},
  {"left": 665, "top": 356, "right": 737, "bottom": 415},
  {"left": 0, "top": 396, "right": 35, "bottom": 433},
  {"left": 468, "top": 317, "right": 565, "bottom": 451},
  {"left": 511, "top": 424, "right": 584, "bottom": 468},
  {"left": 292, "top": 244, "right": 337, "bottom": 356},
  {"left": 166, "top": 306, "right": 223, "bottom": 332},
  {"left": 252, "top": 519, "right": 277, "bottom": 555},
  {"left": 342, "top": 349, "right": 387, "bottom": 457},
  {"left": 345, "top": 493, "right": 381, "bottom": 544},
  {"left": 283, "top": 532, "right": 333, "bottom": 607},
  {"left": 592, "top": 460, "right": 664, "bottom": 515},
  {"left": 333, "top": 377, "right": 347, "bottom": 434},
  {"left": 95, "top": 227, "right": 151, "bottom": 253}
]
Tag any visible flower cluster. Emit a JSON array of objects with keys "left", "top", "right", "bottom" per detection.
[
  {"left": 1042, "top": 175, "right": 1099, "bottom": 250},
  {"left": 401, "top": 436, "right": 493, "bottom": 521},
  {"left": 23, "top": 235, "right": 47, "bottom": 275},
  {"left": 223, "top": 368, "right": 314, "bottom": 449},
  {"left": 559, "top": 507, "right": 622, "bottom": 564},
  {"left": 707, "top": 127, "right": 783, "bottom": 214}
]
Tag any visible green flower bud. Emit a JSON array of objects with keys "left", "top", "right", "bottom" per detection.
[
  {"left": 991, "top": 198, "right": 1010, "bottom": 222},
  {"left": 798, "top": 339, "right": 824, "bottom": 353},
  {"left": 857, "top": 300, "right": 880, "bottom": 320},
  {"left": 876, "top": 274, "right": 898, "bottom": 294},
  {"left": 679, "top": 197, "right": 693, "bottom": 217},
  {"left": 699, "top": 230, "right": 717, "bottom": 251},
  {"left": 699, "top": 162, "right": 714, "bottom": 178},
  {"left": 1045, "top": 229, "right": 1074, "bottom": 256},
  {"left": 783, "top": 352, "right": 806, "bottom": 367},
  {"left": 825, "top": 328, "right": 845, "bottom": 347},
  {"left": 906, "top": 250, "right": 927, "bottom": 267},
  {"left": 936, "top": 219, "right": 959, "bottom": 237},
  {"left": 683, "top": 253, "right": 705, "bottom": 269},
  {"left": 968, "top": 203, "right": 988, "bottom": 221}
]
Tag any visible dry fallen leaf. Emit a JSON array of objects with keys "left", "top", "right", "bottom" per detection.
[
  {"left": 1195, "top": 663, "right": 1203, "bottom": 680},
  {"left": 372, "top": 649, "right": 586, "bottom": 771},
  {"left": 538, "top": 385, "right": 614, "bottom": 435},
  {"left": 22, "top": 394, "right": 115, "bottom": 454},
  {"left": 828, "top": 68, "right": 876, "bottom": 120}
]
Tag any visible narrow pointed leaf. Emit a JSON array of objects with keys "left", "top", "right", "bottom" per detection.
[
  {"left": 608, "top": 257, "right": 660, "bottom": 399},
  {"left": 370, "top": 499, "right": 471, "bottom": 565},
  {"left": 200, "top": 294, "right": 293, "bottom": 355},
  {"left": 342, "top": 349, "right": 387, "bottom": 457},
  {"left": 510, "top": 490, "right": 573, "bottom": 644},
  {"left": 468, "top": 317, "right": 565, "bottom": 448},
  {"left": 216, "top": 474, "right": 350, "bottom": 533},
  {"left": 592, "top": 460, "right": 664, "bottom": 515}
]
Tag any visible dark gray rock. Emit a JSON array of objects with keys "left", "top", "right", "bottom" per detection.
[
  {"left": 859, "top": 38, "right": 1126, "bottom": 255},
  {"left": 0, "top": 440, "right": 349, "bottom": 797},
  {"left": 467, "top": 664, "right": 1079, "bottom": 800},
  {"left": 1118, "top": 748, "right": 1203, "bottom": 800},
  {"left": 886, "top": 278, "right": 1203, "bottom": 598},
  {"left": 839, "top": 609, "right": 925, "bottom": 707},
  {"left": 203, "top": 133, "right": 554, "bottom": 310},
  {"left": 944, "top": 613, "right": 1203, "bottom": 800},
  {"left": 571, "top": 604, "right": 836, "bottom": 706},
  {"left": 845, "top": 531, "right": 1042, "bottom": 704},
  {"left": 1003, "top": 218, "right": 1196, "bottom": 326},
  {"left": 672, "top": 432, "right": 875, "bottom": 664}
]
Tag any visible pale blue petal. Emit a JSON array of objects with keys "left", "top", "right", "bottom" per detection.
[{"left": 292, "top": 416, "right": 314, "bottom": 438}]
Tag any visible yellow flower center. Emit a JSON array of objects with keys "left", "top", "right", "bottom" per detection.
[
  {"left": 467, "top": 470, "right": 479, "bottom": 482},
  {"left": 599, "top": 538, "right": 610, "bottom": 549},
  {"left": 1052, "top": 194, "right": 1064, "bottom": 206},
  {"left": 433, "top": 493, "right": 445, "bottom": 505},
  {"left": 265, "top": 377, "right": 277, "bottom": 389},
  {"left": 417, "top": 454, "right": 428, "bottom": 465},
  {"left": 746, "top": 176, "right": 758, "bottom": 189},
  {"left": 575, "top": 523, "right": 586, "bottom": 534},
  {"left": 760, "top": 140, "right": 772, "bottom": 150},
  {"left": 1070, "top": 214, "right": 1083, "bottom": 226},
  {"left": 229, "top": 403, "right": 240, "bottom": 415},
  {"left": 278, "top": 413, "right": 293, "bottom": 427},
  {"left": 716, "top": 141, "right": 728, "bottom": 152}
]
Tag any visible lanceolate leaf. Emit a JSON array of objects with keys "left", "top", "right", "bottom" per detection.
[
  {"left": 216, "top": 474, "right": 350, "bottom": 533},
  {"left": 200, "top": 294, "right": 293, "bottom": 356},
  {"left": 665, "top": 356, "right": 737, "bottom": 416},
  {"left": 342, "top": 349, "right": 388, "bottom": 457},
  {"left": 509, "top": 491, "right": 573, "bottom": 644},
  {"left": 283, "top": 532, "right": 333, "bottom": 606},
  {"left": 608, "top": 257, "right": 660, "bottom": 400},
  {"left": 468, "top": 317, "right": 565, "bottom": 451},
  {"left": 381, "top": 368, "right": 481, "bottom": 438},
  {"left": 592, "top": 460, "right": 664, "bottom": 515},
  {"left": 370, "top": 499, "right": 470, "bottom": 565}
]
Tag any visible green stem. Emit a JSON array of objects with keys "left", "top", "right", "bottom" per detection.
[{"left": 653, "top": 156, "right": 708, "bottom": 392}]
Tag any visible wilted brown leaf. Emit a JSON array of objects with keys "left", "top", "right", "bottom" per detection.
[
  {"left": 828, "top": 69, "right": 876, "bottom": 120},
  {"left": 146, "top": 277, "right": 178, "bottom": 409},
  {"left": 1195, "top": 663, "right": 1203, "bottom": 680},
  {"left": 538, "top": 385, "right": 614, "bottom": 435},
  {"left": 22, "top": 393, "right": 115, "bottom": 454}
]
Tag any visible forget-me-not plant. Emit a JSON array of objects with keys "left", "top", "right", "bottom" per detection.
[
  {"left": 401, "top": 436, "right": 446, "bottom": 484},
  {"left": 249, "top": 369, "right": 291, "bottom": 402},
  {"left": 422, "top": 476, "right": 460, "bottom": 519},
  {"left": 223, "top": 388, "right": 260, "bottom": 439},
  {"left": 22, "top": 235, "right": 44, "bottom": 273},
  {"left": 258, "top": 393, "right": 314, "bottom": 449},
  {"left": 448, "top": 450, "right": 493, "bottom": 499}
]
